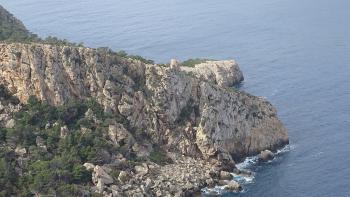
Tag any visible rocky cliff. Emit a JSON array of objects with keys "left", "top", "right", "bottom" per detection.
[
  {"left": 180, "top": 60, "right": 244, "bottom": 87},
  {"left": 0, "top": 5, "right": 290, "bottom": 196},
  {"left": 0, "top": 43, "right": 288, "bottom": 161}
]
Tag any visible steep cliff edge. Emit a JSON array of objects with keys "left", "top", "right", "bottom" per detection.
[
  {"left": 0, "top": 43, "right": 288, "bottom": 161},
  {"left": 0, "top": 5, "right": 288, "bottom": 196},
  {"left": 180, "top": 60, "right": 244, "bottom": 87}
]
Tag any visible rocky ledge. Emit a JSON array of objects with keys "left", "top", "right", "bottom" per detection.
[{"left": 180, "top": 59, "right": 244, "bottom": 87}]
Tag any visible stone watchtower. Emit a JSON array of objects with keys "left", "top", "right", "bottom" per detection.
[{"left": 170, "top": 58, "right": 180, "bottom": 71}]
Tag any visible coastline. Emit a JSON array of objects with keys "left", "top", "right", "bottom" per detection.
[{"left": 0, "top": 5, "right": 289, "bottom": 196}]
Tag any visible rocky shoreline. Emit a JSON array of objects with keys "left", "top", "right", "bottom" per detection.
[{"left": 0, "top": 5, "right": 288, "bottom": 196}]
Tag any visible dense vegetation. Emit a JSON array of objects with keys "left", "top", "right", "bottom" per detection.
[
  {"left": 0, "top": 85, "right": 120, "bottom": 196},
  {"left": 0, "top": 85, "right": 20, "bottom": 105},
  {"left": 0, "top": 6, "right": 167, "bottom": 196},
  {"left": 96, "top": 47, "right": 154, "bottom": 65},
  {"left": 0, "top": 83, "right": 173, "bottom": 196}
]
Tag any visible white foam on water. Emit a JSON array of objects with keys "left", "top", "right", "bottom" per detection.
[
  {"left": 202, "top": 145, "right": 292, "bottom": 195},
  {"left": 201, "top": 185, "right": 226, "bottom": 196},
  {"left": 236, "top": 156, "right": 258, "bottom": 169},
  {"left": 232, "top": 173, "right": 255, "bottom": 184},
  {"left": 276, "top": 144, "right": 294, "bottom": 155}
]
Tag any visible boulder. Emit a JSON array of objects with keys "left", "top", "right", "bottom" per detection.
[
  {"left": 108, "top": 123, "right": 135, "bottom": 147},
  {"left": 132, "top": 143, "right": 151, "bottom": 157},
  {"left": 35, "top": 136, "right": 47, "bottom": 151},
  {"left": 220, "top": 171, "right": 233, "bottom": 180},
  {"left": 217, "top": 180, "right": 229, "bottom": 186},
  {"left": 258, "top": 150, "right": 275, "bottom": 162},
  {"left": 85, "top": 108, "right": 94, "bottom": 118},
  {"left": 144, "top": 178, "right": 153, "bottom": 188},
  {"left": 83, "top": 163, "right": 95, "bottom": 171},
  {"left": 92, "top": 166, "right": 114, "bottom": 186},
  {"left": 217, "top": 152, "right": 236, "bottom": 171},
  {"left": 118, "top": 171, "right": 131, "bottom": 183},
  {"left": 5, "top": 119, "right": 15, "bottom": 128},
  {"left": 134, "top": 164, "right": 149, "bottom": 176},
  {"left": 224, "top": 180, "right": 242, "bottom": 192},
  {"left": 110, "top": 185, "right": 122, "bottom": 197},
  {"left": 60, "top": 126, "right": 69, "bottom": 138},
  {"left": 45, "top": 123, "right": 51, "bottom": 129},
  {"left": 15, "top": 147, "right": 26, "bottom": 156}
]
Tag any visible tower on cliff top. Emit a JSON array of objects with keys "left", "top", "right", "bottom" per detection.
[{"left": 170, "top": 59, "right": 179, "bottom": 70}]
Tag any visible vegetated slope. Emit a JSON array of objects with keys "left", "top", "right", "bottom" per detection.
[{"left": 0, "top": 5, "right": 38, "bottom": 42}]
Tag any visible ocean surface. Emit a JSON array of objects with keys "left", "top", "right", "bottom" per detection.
[{"left": 1, "top": 0, "right": 350, "bottom": 196}]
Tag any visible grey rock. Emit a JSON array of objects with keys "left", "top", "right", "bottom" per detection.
[
  {"left": 224, "top": 180, "right": 242, "bottom": 192},
  {"left": 5, "top": 119, "right": 15, "bottom": 128},
  {"left": 83, "top": 163, "right": 95, "bottom": 171},
  {"left": 134, "top": 164, "right": 149, "bottom": 176},
  {"left": 180, "top": 60, "right": 244, "bottom": 87},
  {"left": 118, "top": 171, "right": 131, "bottom": 183},
  {"left": 92, "top": 165, "right": 114, "bottom": 186},
  {"left": 219, "top": 171, "right": 233, "bottom": 180},
  {"left": 258, "top": 149, "right": 275, "bottom": 161}
]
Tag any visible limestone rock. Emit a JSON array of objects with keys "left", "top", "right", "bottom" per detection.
[
  {"left": 60, "top": 126, "right": 69, "bottom": 138},
  {"left": 134, "top": 164, "right": 149, "bottom": 176},
  {"left": 83, "top": 163, "right": 95, "bottom": 171},
  {"left": 35, "top": 136, "right": 47, "bottom": 150},
  {"left": 180, "top": 60, "right": 244, "bottom": 87},
  {"left": 92, "top": 166, "right": 114, "bottom": 186},
  {"left": 224, "top": 180, "right": 242, "bottom": 192},
  {"left": 118, "top": 171, "right": 131, "bottom": 183},
  {"left": 258, "top": 150, "right": 275, "bottom": 162},
  {"left": 220, "top": 171, "right": 233, "bottom": 180},
  {"left": 0, "top": 43, "right": 288, "bottom": 163},
  {"left": 132, "top": 143, "right": 151, "bottom": 157},
  {"left": 108, "top": 123, "right": 135, "bottom": 147},
  {"left": 15, "top": 147, "right": 26, "bottom": 156},
  {"left": 0, "top": 8, "right": 291, "bottom": 197},
  {"left": 5, "top": 118, "right": 15, "bottom": 128}
]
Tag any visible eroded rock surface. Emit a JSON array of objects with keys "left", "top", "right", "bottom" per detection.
[
  {"left": 0, "top": 43, "right": 288, "bottom": 161},
  {"left": 0, "top": 43, "right": 289, "bottom": 195},
  {"left": 180, "top": 60, "right": 244, "bottom": 87}
]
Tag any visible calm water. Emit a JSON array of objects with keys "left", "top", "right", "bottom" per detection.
[{"left": 1, "top": 0, "right": 350, "bottom": 196}]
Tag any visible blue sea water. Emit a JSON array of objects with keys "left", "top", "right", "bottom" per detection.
[{"left": 1, "top": 0, "right": 350, "bottom": 196}]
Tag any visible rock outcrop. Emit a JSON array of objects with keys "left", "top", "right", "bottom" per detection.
[
  {"left": 180, "top": 60, "right": 244, "bottom": 87},
  {"left": 258, "top": 149, "right": 275, "bottom": 162},
  {"left": 0, "top": 43, "right": 288, "bottom": 162},
  {"left": 0, "top": 6, "right": 289, "bottom": 196}
]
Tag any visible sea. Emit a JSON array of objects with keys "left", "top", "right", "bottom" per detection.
[{"left": 1, "top": 0, "right": 350, "bottom": 196}]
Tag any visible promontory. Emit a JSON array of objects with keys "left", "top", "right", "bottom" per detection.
[{"left": 0, "top": 5, "right": 288, "bottom": 196}]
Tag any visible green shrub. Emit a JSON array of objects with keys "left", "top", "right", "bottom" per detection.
[
  {"left": 149, "top": 149, "right": 171, "bottom": 165},
  {"left": 0, "top": 85, "right": 20, "bottom": 105},
  {"left": 181, "top": 58, "right": 213, "bottom": 67}
]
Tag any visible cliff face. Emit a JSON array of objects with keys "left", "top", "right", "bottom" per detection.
[
  {"left": 180, "top": 60, "right": 244, "bottom": 87},
  {"left": 0, "top": 43, "right": 288, "bottom": 161}
]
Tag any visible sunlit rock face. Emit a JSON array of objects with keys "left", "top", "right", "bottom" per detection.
[{"left": 0, "top": 43, "right": 288, "bottom": 161}]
